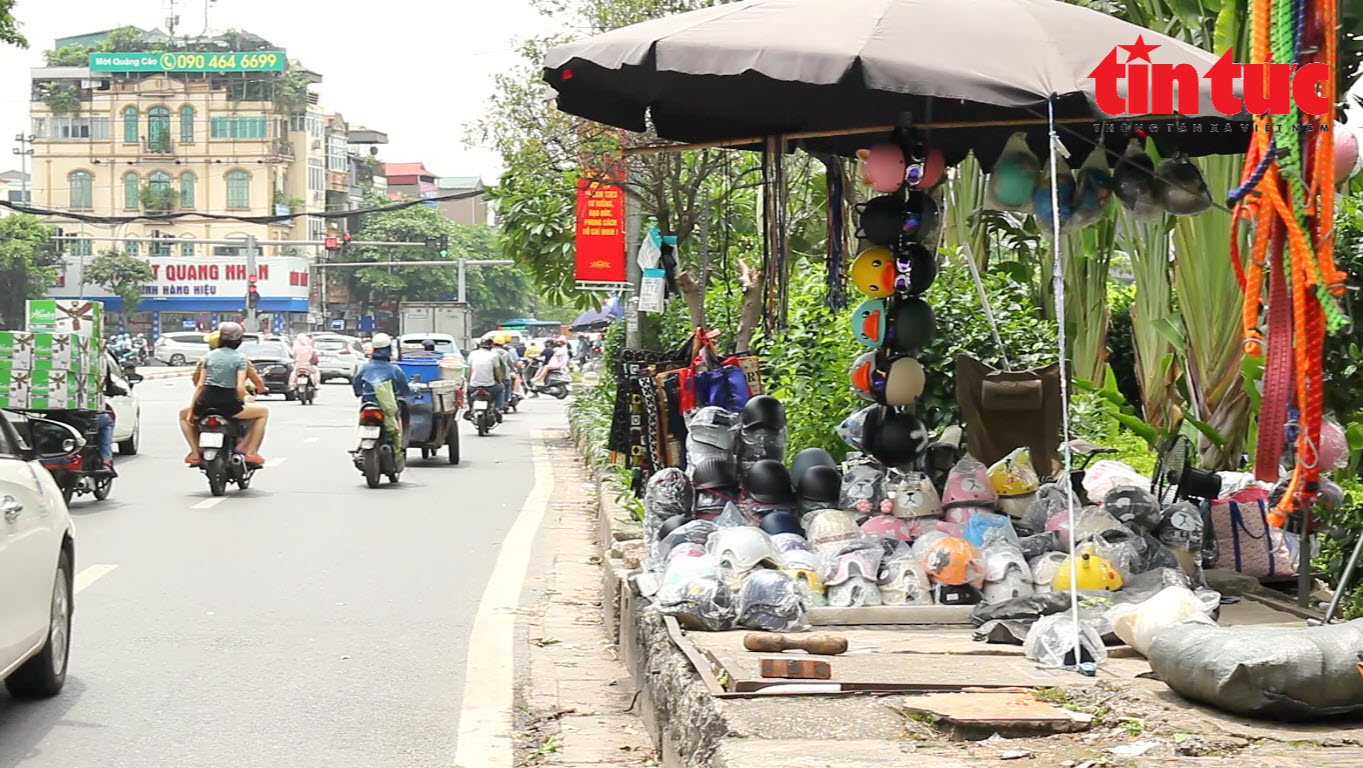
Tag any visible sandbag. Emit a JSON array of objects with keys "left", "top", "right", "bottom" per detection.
[
  {"left": 1147, "top": 620, "right": 1363, "bottom": 720},
  {"left": 1109, "top": 586, "right": 1216, "bottom": 657}
]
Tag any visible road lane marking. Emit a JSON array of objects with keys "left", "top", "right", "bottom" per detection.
[
  {"left": 265, "top": 457, "right": 287, "bottom": 468},
  {"left": 454, "top": 431, "right": 554, "bottom": 768},
  {"left": 74, "top": 564, "right": 117, "bottom": 594},
  {"left": 191, "top": 497, "right": 226, "bottom": 509}
]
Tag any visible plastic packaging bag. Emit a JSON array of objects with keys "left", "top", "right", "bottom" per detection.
[
  {"left": 714, "top": 501, "right": 749, "bottom": 529},
  {"left": 962, "top": 510, "right": 1021, "bottom": 553},
  {"left": 1156, "top": 154, "right": 1212, "bottom": 216},
  {"left": 685, "top": 406, "right": 740, "bottom": 464},
  {"left": 736, "top": 569, "right": 808, "bottom": 631},
  {"left": 886, "top": 469, "right": 942, "bottom": 518},
  {"left": 1070, "top": 146, "right": 1114, "bottom": 230},
  {"left": 840, "top": 461, "right": 887, "bottom": 515},
  {"left": 879, "top": 551, "right": 934, "bottom": 605},
  {"left": 837, "top": 406, "right": 877, "bottom": 452},
  {"left": 943, "top": 455, "right": 998, "bottom": 510},
  {"left": 655, "top": 575, "right": 737, "bottom": 631},
  {"left": 1020, "top": 483, "right": 1070, "bottom": 534},
  {"left": 1113, "top": 139, "right": 1162, "bottom": 221},
  {"left": 1082, "top": 459, "right": 1149, "bottom": 504},
  {"left": 644, "top": 468, "right": 695, "bottom": 560},
  {"left": 1033, "top": 154, "right": 1076, "bottom": 236},
  {"left": 921, "top": 536, "right": 986, "bottom": 587},
  {"left": 1023, "top": 613, "right": 1108, "bottom": 668},
  {"left": 1109, "top": 585, "right": 1217, "bottom": 656},
  {"left": 986, "top": 132, "right": 1040, "bottom": 212},
  {"left": 1102, "top": 486, "right": 1162, "bottom": 533},
  {"left": 738, "top": 425, "right": 786, "bottom": 474}
]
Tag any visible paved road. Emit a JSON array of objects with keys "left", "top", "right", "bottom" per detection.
[{"left": 0, "top": 376, "right": 568, "bottom": 767}]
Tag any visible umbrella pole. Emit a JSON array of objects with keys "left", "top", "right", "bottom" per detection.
[{"left": 1047, "top": 97, "right": 1085, "bottom": 676}]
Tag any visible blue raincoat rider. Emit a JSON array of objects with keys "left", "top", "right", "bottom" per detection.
[{"left": 352, "top": 332, "right": 412, "bottom": 400}]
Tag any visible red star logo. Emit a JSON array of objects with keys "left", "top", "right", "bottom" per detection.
[{"left": 1119, "top": 35, "right": 1160, "bottom": 63}]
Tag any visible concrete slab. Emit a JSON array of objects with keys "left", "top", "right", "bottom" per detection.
[{"left": 711, "top": 739, "right": 969, "bottom": 768}]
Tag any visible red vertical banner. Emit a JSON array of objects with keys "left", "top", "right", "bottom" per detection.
[{"left": 574, "top": 167, "right": 626, "bottom": 283}]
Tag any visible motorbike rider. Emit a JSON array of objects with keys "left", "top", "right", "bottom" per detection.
[
  {"left": 492, "top": 335, "right": 520, "bottom": 408},
  {"left": 96, "top": 348, "right": 129, "bottom": 472},
  {"left": 352, "top": 332, "right": 411, "bottom": 446},
  {"left": 465, "top": 337, "right": 506, "bottom": 418},
  {"left": 533, "top": 339, "right": 570, "bottom": 387},
  {"left": 180, "top": 322, "right": 270, "bottom": 466},
  {"left": 289, "top": 334, "right": 321, "bottom": 390}
]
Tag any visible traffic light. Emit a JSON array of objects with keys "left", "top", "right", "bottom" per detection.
[
  {"left": 324, "top": 237, "right": 339, "bottom": 251},
  {"left": 438, "top": 234, "right": 449, "bottom": 259},
  {"left": 247, "top": 274, "right": 259, "bottom": 309}
]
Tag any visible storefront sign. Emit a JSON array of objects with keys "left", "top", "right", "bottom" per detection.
[
  {"left": 574, "top": 170, "right": 626, "bottom": 283},
  {"left": 49, "top": 255, "right": 311, "bottom": 312},
  {"left": 89, "top": 51, "right": 286, "bottom": 73}
]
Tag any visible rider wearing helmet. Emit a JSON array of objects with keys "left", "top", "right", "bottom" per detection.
[
  {"left": 352, "top": 332, "right": 412, "bottom": 400},
  {"left": 491, "top": 334, "right": 519, "bottom": 409},
  {"left": 180, "top": 321, "right": 270, "bottom": 466},
  {"left": 465, "top": 337, "right": 506, "bottom": 415}
]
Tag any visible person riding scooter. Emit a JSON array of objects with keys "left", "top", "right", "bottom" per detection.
[
  {"left": 289, "top": 334, "right": 321, "bottom": 391},
  {"left": 465, "top": 337, "right": 505, "bottom": 419},
  {"left": 180, "top": 322, "right": 270, "bottom": 466}
]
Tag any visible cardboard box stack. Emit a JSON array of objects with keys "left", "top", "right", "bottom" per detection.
[{"left": 0, "top": 300, "right": 106, "bottom": 410}]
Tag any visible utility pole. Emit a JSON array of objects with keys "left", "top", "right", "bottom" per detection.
[
  {"left": 12, "top": 133, "right": 33, "bottom": 202},
  {"left": 244, "top": 235, "right": 259, "bottom": 332},
  {"left": 625, "top": 191, "right": 642, "bottom": 347}
]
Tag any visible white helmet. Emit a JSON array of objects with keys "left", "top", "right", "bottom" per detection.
[
  {"left": 706, "top": 527, "right": 779, "bottom": 573},
  {"left": 371, "top": 332, "right": 393, "bottom": 350},
  {"left": 980, "top": 548, "right": 1036, "bottom": 604},
  {"left": 806, "top": 509, "right": 861, "bottom": 553},
  {"left": 1029, "top": 551, "right": 1070, "bottom": 593},
  {"left": 878, "top": 554, "right": 933, "bottom": 605}
]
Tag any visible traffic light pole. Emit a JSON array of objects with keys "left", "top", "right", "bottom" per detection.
[{"left": 244, "top": 234, "right": 259, "bottom": 332}]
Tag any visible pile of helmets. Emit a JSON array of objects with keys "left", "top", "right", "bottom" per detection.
[{"left": 847, "top": 137, "right": 942, "bottom": 474}]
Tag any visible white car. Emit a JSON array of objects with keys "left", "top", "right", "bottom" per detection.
[
  {"left": 0, "top": 411, "right": 76, "bottom": 699},
  {"left": 106, "top": 358, "right": 141, "bottom": 455},
  {"left": 312, "top": 334, "right": 365, "bottom": 382},
  {"left": 153, "top": 331, "right": 210, "bottom": 366}
]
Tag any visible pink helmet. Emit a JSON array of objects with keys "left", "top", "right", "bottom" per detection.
[
  {"left": 941, "top": 456, "right": 997, "bottom": 510},
  {"left": 860, "top": 514, "right": 914, "bottom": 542},
  {"left": 1335, "top": 123, "right": 1360, "bottom": 181},
  {"left": 906, "top": 143, "right": 945, "bottom": 190},
  {"left": 860, "top": 144, "right": 907, "bottom": 193}
]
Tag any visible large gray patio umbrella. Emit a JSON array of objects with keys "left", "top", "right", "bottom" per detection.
[{"left": 543, "top": 0, "right": 1249, "bottom": 163}]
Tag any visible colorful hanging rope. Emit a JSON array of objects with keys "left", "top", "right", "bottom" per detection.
[{"left": 1239, "top": 0, "right": 1344, "bottom": 525}]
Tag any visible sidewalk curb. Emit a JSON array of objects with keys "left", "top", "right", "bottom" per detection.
[{"left": 141, "top": 369, "right": 192, "bottom": 381}]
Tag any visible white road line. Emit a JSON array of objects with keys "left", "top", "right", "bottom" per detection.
[
  {"left": 453, "top": 430, "right": 555, "bottom": 768},
  {"left": 265, "top": 457, "right": 288, "bottom": 468},
  {"left": 191, "top": 497, "right": 226, "bottom": 509},
  {"left": 74, "top": 564, "right": 117, "bottom": 594}
]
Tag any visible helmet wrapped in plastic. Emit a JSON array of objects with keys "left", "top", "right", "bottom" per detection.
[
  {"left": 744, "top": 459, "right": 795, "bottom": 504},
  {"left": 1156, "top": 154, "right": 1212, "bottom": 216},
  {"left": 645, "top": 468, "right": 694, "bottom": 529},
  {"left": 862, "top": 407, "right": 929, "bottom": 470},
  {"left": 758, "top": 509, "right": 804, "bottom": 537},
  {"left": 779, "top": 547, "right": 821, "bottom": 573},
  {"left": 861, "top": 514, "right": 914, "bottom": 541},
  {"left": 942, "top": 455, "right": 998, "bottom": 509},
  {"left": 656, "top": 575, "right": 736, "bottom": 631},
  {"left": 685, "top": 407, "right": 740, "bottom": 463},
  {"left": 1029, "top": 551, "right": 1069, "bottom": 593},
  {"left": 839, "top": 462, "right": 886, "bottom": 515},
  {"left": 986, "top": 132, "right": 1040, "bottom": 211},
  {"left": 962, "top": 510, "right": 1021, "bottom": 552},
  {"left": 797, "top": 465, "right": 842, "bottom": 511},
  {"left": 1052, "top": 544, "right": 1125, "bottom": 591},
  {"left": 665, "top": 542, "right": 708, "bottom": 565},
  {"left": 690, "top": 455, "right": 739, "bottom": 490},
  {"left": 736, "top": 570, "right": 806, "bottom": 631},
  {"left": 888, "top": 470, "right": 941, "bottom": 518},
  {"left": 659, "top": 519, "right": 717, "bottom": 561},
  {"left": 921, "top": 536, "right": 986, "bottom": 587},
  {"left": 878, "top": 553, "right": 933, "bottom": 605},
  {"left": 980, "top": 548, "right": 1036, "bottom": 604},
  {"left": 785, "top": 567, "right": 828, "bottom": 607},
  {"left": 827, "top": 575, "right": 883, "bottom": 607},
  {"left": 806, "top": 509, "right": 862, "bottom": 553},
  {"left": 661, "top": 552, "right": 721, "bottom": 588},
  {"left": 1113, "top": 139, "right": 1161, "bottom": 220},
  {"left": 1023, "top": 612, "right": 1107, "bottom": 668},
  {"left": 694, "top": 489, "right": 736, "bottom": 519},
  {"left": 837, "top": 406, "right": 877, "bottom": 452},
  {"left": 1102, "top": 485, "right": 1162, "bottom": 533},
  {"left": 707, "top": 527, "right": 780, "bottom": 573}
]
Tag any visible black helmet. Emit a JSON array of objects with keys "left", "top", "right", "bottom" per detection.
[
  {"left": 790, "top": 447, "right": 836, "bottom": 486},
  {"left": 744, "top": 459, "right": 795, "bottom": 504},
  {"left": 656, "top": 513, "right": 692, "bottom": 542},
  {"left": 741, "top": 395, "right": 786, "bottom": 430},
  {"left": 892, "top": 241, "right": 937, "bottom": 296},
  {"left": 862, "top": 407, "right": 929, "bottom": 469},
  {"left": 796, "top": 464, "right": 842, "bottom": 506},
  {"left": 690, "top": 455, "right": 739, "bottom": 490},
  {"left": 885, "top": 296, "right": 936, "bottom": 354},
  {"left": 857, "top": 195, "right": 906, "bottom": 246},
  {"left": 900, "top": 190, "right": 940, "bottom": 244},
  {"left": 932, "top": 583, "right": 982, "bottom": 606},
  {"left": 758, "top": 509, "right": 805, "bottom": 537}
]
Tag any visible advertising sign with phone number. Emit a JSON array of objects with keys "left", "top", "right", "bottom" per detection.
[{"left": 89, "top": 51, "right": 286, "bottom": 72}]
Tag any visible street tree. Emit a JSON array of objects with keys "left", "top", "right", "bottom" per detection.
[
  {"left": 0, "top": 0, "right": 27, "bottom": 48},
  {"left": 84, "top": 250, "right": 154, "bottom": 317},
  {"left": 0, "top": 215, "right": 58, "bottom": 327}
]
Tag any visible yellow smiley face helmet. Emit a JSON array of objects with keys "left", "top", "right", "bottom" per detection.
[
  {"left": 207, "top": 330, "right": 221, "bottom": 349},
  {"left": 850, "top": 246, "right": 897, "bottom": 298},
  {"left": 1052, "top": 545, "right": 1125, "bottom": 591}
]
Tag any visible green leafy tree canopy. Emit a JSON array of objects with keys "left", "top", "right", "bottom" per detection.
[
  {"left": 85, "top": 250, "right": 154, "bottom": 315},
  {"left": 0, "top": 215, "right": 57, "bottom": 326}
]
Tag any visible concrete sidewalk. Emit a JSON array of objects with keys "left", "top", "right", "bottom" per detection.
[{"left": 135, "top": 365, "right": 193, "bottom": 381}]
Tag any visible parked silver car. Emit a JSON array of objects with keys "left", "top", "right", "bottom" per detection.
[
  {"left": 153, "top": 331, "right": 209, "bottom": 366},
  {"left": 311, "top": 334, "right": 365, "bottom": 382}
]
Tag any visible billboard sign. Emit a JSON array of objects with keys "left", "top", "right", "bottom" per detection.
[
  {"left": 574, "top": 169, "right": 626, "bottom": 284},
  {"left": 89, "top": 51, "right": 286, "bottom": 73}
]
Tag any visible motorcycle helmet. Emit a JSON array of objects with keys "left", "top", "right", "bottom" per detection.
[
  {"left": 806, "top": 509, "right": 861, "bottom": 553},
  {"left": 988, "top": 132, "right": 1041, "bottom": 209},
  {"left": 827, "top": 574, "right": 883, "bottom": 607},
  {"left": 980, "top": 548, "right": 1035, "bottom": 604},
  {"left": 839, "top": 462, "right": 886, "bottom": 514},
  {"left": 850, "top": 246, "right": 897, "bottom": 298},
  {"left": 921, "top": 536, "right": 986, "bottom": 587},
  {"left": 736, "top": 570, "right": 805, "bottom": 631},
  {"left": 962, "top": 511, "right": 1019, "bottom": 551},
  {"left": 740, "top": 395, "right": 786, "bottom": 430},
  {"left": 744, "top": 459, "right": 795, "bottom": 505},
  {"left": 1155, "top": 500, "right": 1204, "bottom": 554},
  {"left": 849, "top": 350, "right": 886, "bottom": 402},
  {"left": 858, "top": 195, "right": 909, "bottom": 246},
  {"left": 790, "top": 447, "right": 837, "bottom": 486},
  {"left": 645, "top": 468, "right": 694, "bottom": 522},
  {"left": 824, "top": 540, "right": 884, "bottom": 584},
  {"left": 899, "top": 190, "right": 940, "bottom": 243},
  {"left": 862, "top": 407, "right": 929, "bottom": 470},
  {"left": 852, "top": 298, "right": 888, "bottom": 347},
  {"left": 665, "top": 542, "right": 708, "bottom": 565},
  {"left": 796, "top": 465, "right": 842, "bottom": 509},
  {"left": 1102, "top": 486, "right": 1162, "bottom": 533},
  {"left": 861, "top": 514, "right": 914, "bottom": 541},
  {"left": 685, "top": 406, "right": 741, "bottom": 455},
  {"left": 942, "top": 456, "right": 998, "bottom": 510},
  {"left": 1156, "top": 154, "right": 1212, "bottom": 216},
  {"left": 893, "top": 241, "right": 937, "bottom": 296},
  {"left": 1029, "top": 551, "right": 1069, "bottom": 593},
  {"left": 1047, "top": 505, "right": 1124, "bottom": 547},
  {"left": 905, "top": 142, "right": 946, "bottom": 190},
  {"left": 988, "top": 449, "right": 1039, "bottom": 497},
  {"left": 770, "top": 532, "right": 811, "bottom": 555},
  {"left": 656, "top": 514, "right": 692, "bottom": 543},
  {"left": 690, "top": 455, "right": 739, "bottom": 490},
  {"left": 1033, "top": 157, "right": 1076, "bottom": 229},
  {"left": 1071, "top": 147, "right": 1114, "bottom": 229},
  {"left": 1051, "top": 546, "right": 1124, "bottom": 592},
  {"left": 878, "top": 554, "right": 933, "bottom": 605},
  {"left": 1336, "top": 122, "right": 1361, "bottom": 180},
  {"left": 837, "top": 405, "right": 876, "bottom": 452},
  {"left": 890, "top": 471, "right": 942, "bottom": 518},
  {"left": 885, "top": 296, "right": 936, "bottom": 354},
  {"left": 661, "top": 552, "right": 721, "bottom": 588},
  {"left": 656, "top": 575, "right": 736, "bottom": 631},
  {"left": 784, "top": 566, "right": 828, "bottom": 607},
  {"left": 933, "top": 583, "right": 982, "bottom": 606},
  {"left": 695, "top": 489, "right": 736, "bottom": 519},
  {"left": 758, "top": 509, "right": 804, "bottom": 537},
  {"left": 707, "top": 527, "right": 780, "bottom": 572},
  {"left": 658, "top": 519, "right": 717, "bottom": 561},
  {"left": 1113, "top": 139, "right": 1161, "bottom": 219},
  {"left": 859, "top": 143, "right": 907, "bottom": 193},
  {"left": 882, "top": 357, "right": 926, "bottom": 407}
]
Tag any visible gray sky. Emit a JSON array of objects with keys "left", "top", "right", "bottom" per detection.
[{"left": 0, "top": 0, "right": 559, "bottom": 181}]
